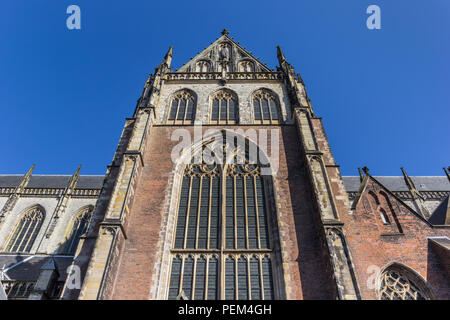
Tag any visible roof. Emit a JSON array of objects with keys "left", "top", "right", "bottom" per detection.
[
  {"left": 177, "top": 30, "right": 272, "bottom": 73},
  {"left": 0, "top": 255, "right": 74, "bottom": 281},
  {"left": 428, "top": 195, "right": 450, "bottom": 225},
  {"left": 0, "top": 175, "right": 104, "bottom": 189},
  {"left": 342, "top": 176, "right": 450, "bottom": 192}
]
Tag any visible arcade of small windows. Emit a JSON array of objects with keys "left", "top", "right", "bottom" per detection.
[
  {"left": 252, "top": 90, "right": 280, "bottom": 124},
  {"left": 168, "top": 139, "right": 277, "bottom": 300},
  {"left": 168, "top": 90, "right": 197, "bottom": 124},
  {"left": 62, "top": 207, "right": 93, "bottom": 255},
  {"left": 379, "top": 266, "right": 432, "bottom": 300},
  {"left": 5, "top": 206, "right": 45, "bottom": 253},
  {"left": 211, "top": 90, "right": 238, "bottom": 125}
]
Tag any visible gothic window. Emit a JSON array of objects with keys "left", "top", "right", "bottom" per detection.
[
  {"left": 168, "top": 137, "right": 277, "bottom": 300},
  {"left": 62, "top": 207, "right": 93, "bottom": 255},
  {"left": 3, "top": 281, "right": 35, "bottom": 300},
  {"left": 168, "top": 90, "right": 197, "bottom": 124},
  {"left": 379, "top": 265, "right": 432, "bottom": 300},
  {"left": 196, "top": 60, "right": 211, "bottom": 72},
  {"left": 379, "top": 208, "right": 390, "bottom": 225},
  {"left": 5, "top": 206, "right": 44, "bottom": 253},
  {"left": 210, "top": 90, "right": 238, "bottom": 124},
  {"left": 252, "top": 90, "right": 280, "bottom": 124},
  {"left": 238, "top": 60, "right": 255, "bottom": 72}
]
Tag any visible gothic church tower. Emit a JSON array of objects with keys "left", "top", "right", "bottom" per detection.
[{"left": 74, "top": 30, "right": 372, "bottom": 300}]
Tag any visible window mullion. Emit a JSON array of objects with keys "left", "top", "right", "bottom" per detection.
[
  {"left": 234, "top": 255, "right": 238, "bottom": 300},
  {"left": 174, "top": 99, "right": 180, "bottom": 125},
  {"left": 204, "top": 256, "right": 210, "bottom": 300},
  {"left": 253, "top": 175, "right": 261, "bottom": 249},
  {"left": 247, "top": 257, "right": 252, "bottom": 300},
  {"left": 259, "top": 256, "right": 265, "bottom": 300},
  {"left": 207, "top": 176, "right": 212, "bottom": 250},
  {"left": 179, "top": 256, "right": 185, "bottom": 295},
  {"left": 195, "top": 177, "right": 203, "bottom": 249},
  {"left": 243, "top": 175, "right": 249, "bottom": 249},
  {"left": 268, "top": 98, "right": 273, "bottom": 124},
  {"left": 233, "top": 176, "right": 237, "bottom": 250},
  {"left": 191, "top": 256, "right": 197, "bottom": 300},
  {"left": 183, "top": 177, "right": 193, "bottom": 249},
  {"left": 259, "top": 99, "right": 263, "bottom": 124}
]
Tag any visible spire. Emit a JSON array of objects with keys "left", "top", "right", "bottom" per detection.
[
  {"left": 401, "top": 167, "right": 417, "bottom": 195},
  {"left": 67, "top": 164, "right": 81, "bottom": 192},
  {"left": 18, "top": 164, "right": 35, "bottom": 189},
  {"left": 276, "top": 45, "right": 286, "bottom": 64},
  {"left": 358, "top": 167, "right": 365, "bottom": 182},
  {"left": 164, "top": 46, "right": 173, "bottom": 67},
  {"left": 401, "top": 167, "right": 430, "bottom": 218}
]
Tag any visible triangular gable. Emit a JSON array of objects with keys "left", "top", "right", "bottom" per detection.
[
  {"left": 177, "top": 29, "right": 272, "bottom": 73},
  {"left": 352, "top": 174, "right": 433, "bottom": 226},
  {"left": 428, "top": 195, "right": 450, "bottom": 225}
]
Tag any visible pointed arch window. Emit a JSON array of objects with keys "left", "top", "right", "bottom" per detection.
[
  {"left": 168, "top": 136, "right": 277, "bottom": 300},
  {"left": 379, "top": 208, "right": 390, "bottom": 225},
  {"left": 5, "top": 206, "right": 44, "bottom": 253},
  {"left": 253, "top": 90, "right": 280, "bottom": 124},
  {"left": 168, "top": 90, "right": 196, "bottom": 124},
  {"left": 379, "top": 265, "right": 433, "bottom": 300},
  {"left": 63, "top": 207, "right": 93, "bottom": 255},
  {"left": 211, "top": 90, "right": 238, "bottom": 124},
  {"left": 238, "top": 60, "right": 255, "bottom": 72},
  {"left": 196, "top": 60, "right": 211, "bottom": 72}
]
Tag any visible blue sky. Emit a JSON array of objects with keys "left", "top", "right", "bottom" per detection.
[{"left": 1, "top": 0, "right": 449, "bottom": 176}]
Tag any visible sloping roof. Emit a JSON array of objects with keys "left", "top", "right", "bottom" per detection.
[
  {"left": 0, "top": 175, "right": 104, "bottom": 189},
  {"left": 0, "top": 255, "right": 73, "bottom": 281},
  {"left": 428, "top": 195, "right": 450, "bottom": 225},
  {"left": 177, "top": 30, "right": 272, "bottom": 73},
  {"left": 0, "top": 176, "right": 23, "bottom": 188},
  {"left": 342, "top": 176, "right": 450, "bottom": 192}
]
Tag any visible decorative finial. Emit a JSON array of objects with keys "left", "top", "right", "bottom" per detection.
[
  {"left": 362, "top": 166, "right": 369, "bottom": 174},
  {"left": 358, "top": 167, "right": 364, "bottom": 182},
  {"left": 221, "top": 29, "right": 229, "bottom": 36}
]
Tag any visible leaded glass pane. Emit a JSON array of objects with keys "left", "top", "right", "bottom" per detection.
[
  {"left": 168, "top": 256, "right": 182, "bottom": 300},
  {"left": 225, "top": 257, "right": 235, "bottom": 300}
]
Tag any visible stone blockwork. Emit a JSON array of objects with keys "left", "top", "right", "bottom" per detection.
[{"left": 156, "top": 81, "right": 292, "bottom": 125}]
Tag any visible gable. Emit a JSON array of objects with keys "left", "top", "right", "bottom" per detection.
[
  {"left": 177, "top": 30, "right": 272, "bottom": 73},
  {"left": 352, "top": 175, "right": 433, "bottom": 227}
]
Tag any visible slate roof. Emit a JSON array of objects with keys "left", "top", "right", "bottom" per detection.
[
  {"left": 0, "top": 175, "right": 104, "bottom": 189},
  {"left": 342, "top": 176, "right": 450, "bottom": 192},
  {"left": 0, "top": 254, "right": 74, "bottom": 281},
  {"left": 428, "top": 195, "right": 450, "bottom": 225}
]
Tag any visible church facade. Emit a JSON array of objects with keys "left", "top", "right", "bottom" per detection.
[{"left": 1, "top": 30, "right": 449, "bottom": 300}]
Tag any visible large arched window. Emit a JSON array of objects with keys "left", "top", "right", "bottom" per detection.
[
  {"left": 378, "top": 264, "right": 433, "bottom": 300},
  {"left": 5, "top": 206, "right": 45, "bottom": 253},
  {"left": 62, "top": 206, "right": 93, "bottom": 255},
  {"left": 168, "top": 135, "right": 277, "bottom": 300},
  {"left": 252, "top": 89, "right": 280, "bottom": 124},
  {"left": 210, "top": 89, "right": 238, "bottom": 124},
  {"left": 168, "top": 90, "right": 197, "bottom": 124}
]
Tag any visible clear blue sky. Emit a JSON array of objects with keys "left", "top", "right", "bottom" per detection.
[{"left": 1, "top": 0, "right": 449, "bottom": 176}]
